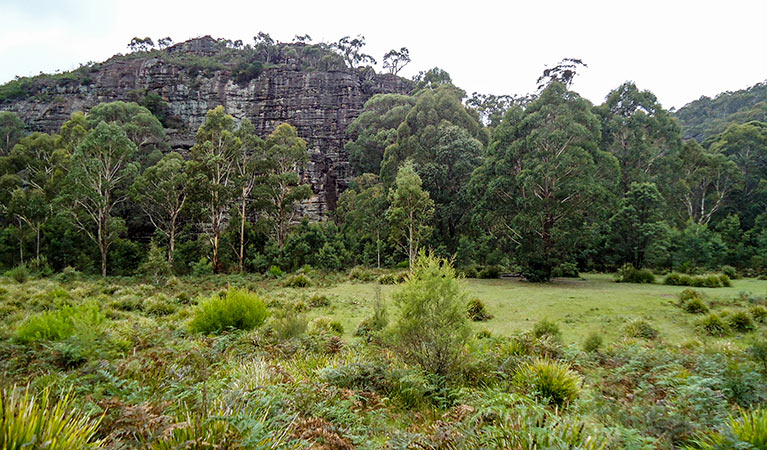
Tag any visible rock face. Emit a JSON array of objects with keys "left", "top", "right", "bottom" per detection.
[{"left": 2, "top": 36, "right": 413, "bottom": 219}]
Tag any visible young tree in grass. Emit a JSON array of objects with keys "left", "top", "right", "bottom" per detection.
[
  {"left": 387, "top": 162, "right": 434, "bottom": 273},
  {"left": 130, "top": 152, "right": 188, "bottom": 265},
  {"left": 261, "top": 123, "right": 312, "bottom": 250},
  {"left": 59, "top": 122, "right": 138, "bottom": 276},
  {"left": 232, "top": 118, "right": 265, "bottom": 272},
  {"left": 336, "top": 173, "right": 389, "bottom": 268},
  {"left": 188, "top": 106, "right": 241, "bottom": 273},
  {"left": 392, "top": 250, "right": 471, "bottom": 377}
]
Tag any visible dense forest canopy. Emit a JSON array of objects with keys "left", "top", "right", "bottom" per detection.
[{"left": 1, "top": 35, "right": 767, "bottom": 282}]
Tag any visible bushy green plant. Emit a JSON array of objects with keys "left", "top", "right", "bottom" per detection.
[
  {"left": 533, "top": 318, "right": 562, "bottom": 341},
  {"left": 749, "top": 340, "right": 767, "bottom": 373},
  {"left": 697, "top": 313, "right": 730, "bottom": 337},
  {"left": 4, "top": 264, "right": 29, "bottom": 283},
  {"left": 270, "top": 311, "right": 308, "bottom": 340},
  {"left": 552, "top": 262, "right": 579, "bottom": 278},
  {"left": 684, "top": 297, "right": 709, "bottom": 314},
  {"left": 308, "top": 317, "right": 343, "bottom": 336},
  {"left": 348, "top": 266, "right": 377, "bottom": 282},
  {"left": 513, "top": 358, "right": 581, "bottom": 408},
  {"left": 267, "top": 265, "right": 283, "bottom": 278},
  {"left": 721, "top": 265, "right": 738, "bottom": 279},
  {"left": 616, "top": 263, "right": 655, "bottom": 284},
  {"left": 679, "top": 288, "right": 702, "bottom": 303},
  {"left": 750, "top": 305, "right": 767, "bottom": 323},
  {"left": 189, "top": 288, "right": 268, "bottom": 334},
  {"left": 139, "top": 242, "right": 172, "bottom": 281},
  {"left": 391, "top": 251, "right": 471, "bottom": 377},
  {"left": 624, "top": 320, "right": 659, "bottom": 339},
  {"left": 664, "top": 273, "right": 730, "bottom": 287},
  {"left": 478, "top": 265, "right": 501, "bottom": 279},
  {"left": 0, "top": 385, "right": 103, "bottom": 449},
  {"left": 283, "top": 273, "right": 311, "bottom": 288},
  {"left": 583, "top": 332, "right": 603, "bottom": 353},
  {"left": 16, "top": 302, "right": 105, "bottom": 343},
  {"left": 467, "top": 297, "right": 493, "bottom": 321},
  {"left": 729, "top": 311, "right": 755, "bottom": 332},
  {"left": 378, "top": 271, "right": 407, "bottom": 285},
  {"left": 307, "top": 294, "right": 330, "bottom": 308},
  {"left": 191, "top": 257, "right": 213, "bottom": 276},
  {"left": 55, "top": 266, "right": 81, "bottom": 283},
  {"left": 355, "top": 289, "right": 388, "bottom": 338},
  {"left": 687, "top": 408, "right": 767, "bottom": 449}
]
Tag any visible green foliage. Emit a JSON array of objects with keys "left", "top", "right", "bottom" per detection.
[
  {"left": 697, "top": 313, "right": 730, "bottom": 337},
  {"left": 283, "top": 273, "right": 312, "bottom": 288},
  {"left": 0, "top": 385, "right": 102, "bottom": 449},
  {"left": 683, "top": 297, "right": 709, "bottom": 314},
  {"left": 513, "top": 358, "right": 581, "bottom": 408},
  {"left": 377, "top": 271, "right": 407, "bottom": 284},
  {"left": 721, "top": 265, "right": 738, "bottom": 279},
  {"left": 386, "top": 162, "right": 435, "bottom": 271},
  {"left": 533, "top": 318, "right": 562, "bottom": 341},
  {"left": 679, "top": 288, "right": 703, "bottom": 303},
  {"left": 664, "top": 273, "right": 731, "bottom": 287},
  {"left": 467, "top": 297, "right": 493, "bottom": 321},
  {"left": 624, "top": 320, "right": 659, "bottom": 339},
  {"left": 687, "top": 408, "right": 767, "bottom": 449},
  {"left": 728, "top": 311, "right": 755, "bottom": 332},
  {"left": 189, "top": 288, "right": 268, "bottom": 334},
  {"left": 269, "top": 310, "right": 308, "bottom": 340},
  {"left": 138, "top": 242, "right": 172, "bottom": 281},
  {"left": 749, "top": 340, "right": 767, "bottom": 373},
  {"left": 552, "top": 262, "right": 579, "bottom": 278},
  {"left": 355, "top": 290, "right": 388, "bottom": 338},
  {"left": 4, "top": 264, "right": 29, "bottom": 283},
  {"left": 15, "top": 302, "right": 105, "bottom": 343},
  {"left": 308, "top": 316, "right": 343, "bottom": 336},
  {"left": 391, "top": 251, "right": 471, "bottom": 377},
  {"left": 191, "top": 257, "right": 213, "bottom": 276},
  {"left": 267, "top": 265, "right": 283, "bottom": 278},
  {"left": 750, "top": 305, "right": 767, "bottom": 323},
  {"left": 307, "top": 294, "right": 330, "bottom": 308},
  {"left": 615, "top": 263, "right": 656, "bottom": 284},
  {"left": 478, "top": 265, "right": 501, "bottom": 279},
  {"left": 583, "top": 332, "right": 603, "bottom": 353}
]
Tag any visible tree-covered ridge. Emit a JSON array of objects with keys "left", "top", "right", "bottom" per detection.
[{"left": 675, "top": 80, "right": 767, "bottom": 142}]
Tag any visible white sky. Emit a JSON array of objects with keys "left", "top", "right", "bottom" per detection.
[{"left": 1, "top": 0, "right": 766, "bottom": 110}]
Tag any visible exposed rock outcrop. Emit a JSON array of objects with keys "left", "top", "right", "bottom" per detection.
[{"left": 2, "top": 36, "right": 413, "bottom": 219}]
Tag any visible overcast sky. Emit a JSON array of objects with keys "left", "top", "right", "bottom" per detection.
[{"left": 1, "top": 0, "right": 766, "bottom": 110}]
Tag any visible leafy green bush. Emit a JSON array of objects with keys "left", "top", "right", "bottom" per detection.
[
  {"left": 688, "top": 408, "right": 767, "bottom": 449},
  {"left": 552, "top": 262, "right": 579, "bottom": 278},
  {"left": 750, "top": 305, "right": 767, "bottom": 323},
  {"left": 189, "top": 288, "right": 268, "bottom": 334},
  {"left": 478, "top": 265, "right": 501, "bottom": 279},
  {"left": 533, "top": 318, "right": 562, "bottom": 341},
  {"left": 348, "top": 266, "right": 378, "bottom": 282},
  {"left": 4, "top": 264, "right": 29, "bottom": 283},
  {"left": 283, "top": 273, "right": 312, "bottom": 288},
  {"left": 307, "top": 294, "right": 330, "bottom": 308},
  {"left": 467, "top": 297, "right": 493, "bottom": 321},
  {"left": 139, "top": 243, "right": 172, "bottom": 281},
  {"left": 664, "top": 273, "right": 730, "bottom": 287},
  {"left": 191, "top": 257, "right": 212, "bottom": 276},
  {"left": 697, "top": 313, "right": 730, "bottom": 337},
  {"left": 721, "top": 265, "right": 738, "bottom": 279},
  {"left": 378, "top": 271, "right": 407, "bottom": 285},
  {"left": 391, "top": 251, "right": 471, "bottom": 377},
  {"left": 729, "top": 311, "right": 755, "bottom": 332},
  {"left": 616, "top": 263, "right": 655, "bottom": 284},
  {"left": 16, "top": 302, "right": 105, "bottom": 343},
  {"left": 749, "top": 340, "right": 767, "bottom": 373},
  {"left": 513, "top": 358, "right": 581, "bottom": 408},
  {"left": 624, "top": 320, "right": 659, "bottom": 339},
  {"left": 267, "top": 265, "right": 283, "bottom": 278},
  {"left": 679, "top": 288, "right": 702, "bottom": 303},
  {"left": 582, "top": 332, "right": 603, "bottom": 353},
  {"left": 144, "top": 296, "right": 179, "bottom": 316},
  {"left": 683, "top": 297, "right": 709, "bottom": 314},
  {"left": 308, "top": 317, "right": 343, "bottom": 336},
  {"left": 270, "top": 311, "right": 308, "bottom": 340},
  {"left": 0, "top": 385, "right": 103, "bottom": 449}
]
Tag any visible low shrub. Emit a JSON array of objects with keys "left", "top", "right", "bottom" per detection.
[
  {"left": 478, "top": 265, "right": 501, "bottom": 279},
  {"left": 188, "top": 288, "right": 268, "bottom": 334},
  {"left": 582, "top": 332, "right": 603, "bottom": 353},
  {"left": 750, "top": 305, "right": 767, "bottom": 323},
  {"left": 378, "top": 271, "right": 407, "bottom": 285},
  {"left": 307, "top": 294, "right": 330, "bottom": 308},
  {"left": 729, "top": 311, "right": 755, "bottom": 332},
  {"left": 513, "top": 358, "right": 581, "bottom": 408},
  {"left": 688, "top": 408, "right": 767, "bottom": 449},
  {"left": 16, "top": 302, "right": 105, "bottom": 343},
  {"left": 283, "top": 274, "right": 312, "bottom": 288},
  {"left": 533, "top": 318, "right": 562, "bottom": 341},
  {"left": 683, "top": 297, "right": 709, "bottom": 314},
  {"left": 552, "top": 262, "right": 579, "bottom": 278},
  {"left": 267, "top": 265, "right": 283, "bottom": 278},
  {"left": 191, "top": 257, "right": 212, "bottom": 276},
  {"left": 55, "top": 266, "right": 81, "bottom": 283},
  {"left": 348, "top": 266, "right": 378, "bottom": 282},
  {"left": 0, "top": 385, "right": 103, "bottom": 449},
  {"left": 721, "top": 265, "right": 738, "bottom": 279},
  {"left": 460, "top": 266, "right": 479, "bottom": 278},
  {"left": 624, "top": 320, "right": 659, "bottom": 339},
  {"left": 664, "top": 273, "right": 730, "bottom": 288},
  {"left": 270, "top": 311, "right": 308, "bottom": 340},
  {"left": 308, "top": 317, "right": 343, "bottom": 336},
  {"left": 5, "top": 264, "right": 30, "bottom": 283},
  {"left": 679, "top": 288, "right": 702, "bottom": 303},
  {"left": 749, "top": 341, "right": 767, "bottom": 373},
  {"left": 144, "top": 296, "right": 179, "bottom": 316},
  {"left": 467, "top": 297, "right": 493, "bottom": 321},
  {"left": 697, "top": 313, "right": 730, "bottom": 337},
  {"left": 615, "top": 263, "right": 655, "bottom": 284}
]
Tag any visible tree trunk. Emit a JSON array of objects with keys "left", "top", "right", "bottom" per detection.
[
  {"left": 168, "top": 220, "right": 176, "bottom": 265},
  {"left": 213, "top": 228, "right": 220, "bottom": 274},
  {"left": 239, "top": 197, "right": 246, "bottom": 272},
  {"left": 408, "top": 217, "right": 414, "bottom": 274},
  {"left": 376, "top": 229, "right": 381, "bottom": 269},
  {"left": 35, "top": 224, "right": 40, "bottom": 260},
  {"left": 100, "top": 244, "right": 107, "bottom": 277}
]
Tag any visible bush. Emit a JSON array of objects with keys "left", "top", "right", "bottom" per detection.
[
  {"left": 270, "top": 311, "right": 308, "bottom": 340},
  {"left": 55, "top": 266, "right": 81, "bottom": 283},
  {"left": 4, "top": 264, "right": 30, "bottom": 283},
  {"left": 624, "top": 320, "right": 659, "bottom": 339},
  {"left": 16, "top": 302, "right": 105, "bottom": 344},
  {"left": 191, "top": 257, "right": 213, "bottom": 276},
  {"left": 719, "top": 273, "right": 733, "bottom": 287},
  {"left": 750, "top": 305, "right": 767, "bottom": 323},
  {"left": 189, "top": 288, "right": 268, "bottom": 334},
  {"left": 689, "top": 408, "right": 767, "bottom": 449},
  {"left": 378, "top": 271, "right": 407, "bottom": 285},
  {"left": 478, "top": 265, "right": 501, "bottom": 279},
  {"left": 729, "top": 311, "right": 755, "bottom": 332},
  {"left": 533, "top": 318, "right": 561, "bottom": 341},
  {"left": 683, "top": 297, "right": 709, "bottom": 314},
  {"left": 348, "top": 266, "right": 377, "bottom": 282},
  {"left": 308, "top": 317, "right": 343, "bottom": 336},
  {"left": 721, "top": 265, "right": 738, "bottom": 279},
  {"left": 391, "top": 251, "right": 471, "bottom": 377},
  {"left": 664, "top": 272, "right": 730, "bottom": 287},
  {"left": 139, "top": 243, "right": 172, "bottom": 281},
  {"left": 615, "top": 263, "right": 655, "bottom": 284},
  {"left": 283, "top": 273, "right": 312, "bottom": 288},
  {"left": 0, "top": 385, "right": 103, "bottom": 449},
  {"left": 749, "top": 341, "right": 767, "bottom": 373},
  {"left": 552, "top": 262, "right": 579, "bottom": 278},
  {"left": 697, "top": 313, "right": 730, "bottom": 337},
  {"left": 355, "top": 290, "right": 388, "bottom": 338},
  {"left": 679, "top": 288, "right": 702, "bottom": 303},
  {"left": 267, "top": 265, "right": 283, "bottom": 278},
  {"left": 467, "top": 297, "right": 493, "bottom": 321},
  {"left": 307, "top": 294, "right": 330, "bottom": 308},
  {"left": 513, "top": 358, "right": 581, "bottom": 408},
  {"left": 582, "top": 332, "right": 603, "bottom": 353}
]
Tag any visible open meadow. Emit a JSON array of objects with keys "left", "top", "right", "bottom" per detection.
[{"left": 2, "top": 266, "right": 767, "bottom": 449}]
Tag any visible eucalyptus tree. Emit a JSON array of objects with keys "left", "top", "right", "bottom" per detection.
[
  {"left": 232, "top": 118, "right": 265, "bottom": 272},
  {"left": 387, "top": 162, "right": 434, "bottom": 273}
]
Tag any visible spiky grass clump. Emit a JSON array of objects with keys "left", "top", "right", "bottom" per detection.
[
  {"left": 189, "top": 288, "right": 268, "bottom": 334},
  {"left": 624, "top": 320, "right": 659, "bottom": 339},
  {"left": 0, "top": 385, "right": 102, "bottom": 449},
  {"left": 15, "top": 302, "right": 105, "bottom": 344},
  {"left": 697, "top": 313, "right": 730, "bottom": 337},
  {"left": 687, "top": 408, "right": 767, "bottom": 449},
  {"left": 513, "top": 358, "right": 581, "bottom": 408}
]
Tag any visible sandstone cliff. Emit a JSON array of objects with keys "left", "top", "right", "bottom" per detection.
[{"left": 1, "top": 36, "right": 413, "bottom": 218}]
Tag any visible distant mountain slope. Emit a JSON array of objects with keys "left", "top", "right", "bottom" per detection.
[{"left": 674, "top": 80, "right": 767, "bottom": 142}]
